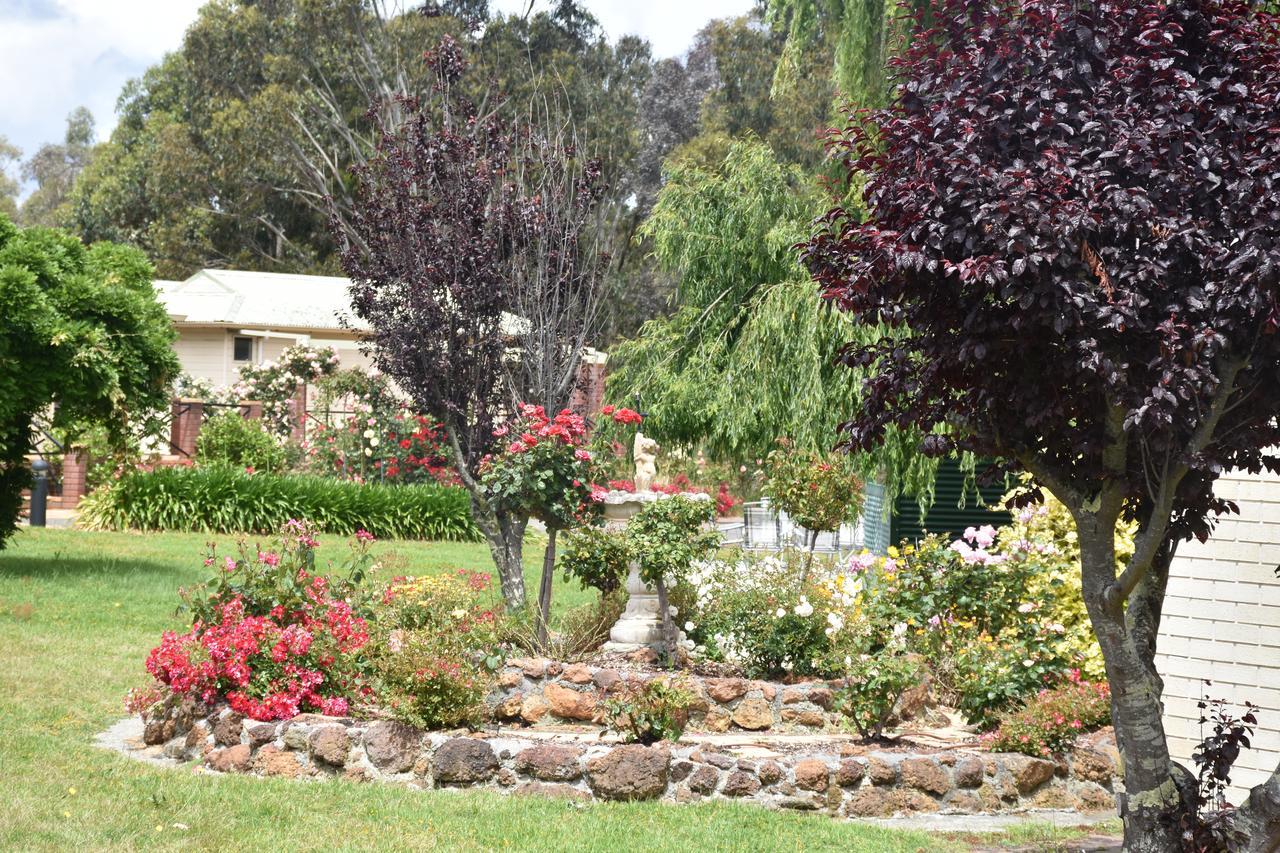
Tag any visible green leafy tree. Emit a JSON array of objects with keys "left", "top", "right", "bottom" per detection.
[
  {"left": 766, "top": 0, "right": 929, "bottom": 109},
  {"left": 0, "top": 137, "right": 20, "bottom": 221},
  {"left": 0, "top": 215, "right": 178, "bottom": 547},
  {"left": 19, "top": 107, "right": 96, "bottom": 228}
]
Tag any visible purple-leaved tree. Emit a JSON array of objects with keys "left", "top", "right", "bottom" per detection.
[
  {"left": 804, "top": 2, "right": 1280, "bottom": 849},
  {"left": 335, "top": 36, "right": 608, "bottom": 610}
]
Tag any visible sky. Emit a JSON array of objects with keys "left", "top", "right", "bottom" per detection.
[{"left": 0, "top": 0, "right": 754, "bottom": 193}]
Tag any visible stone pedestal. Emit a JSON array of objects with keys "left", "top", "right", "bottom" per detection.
[{"left": 601, "top": 492, "right": 664, "bottom": 653}]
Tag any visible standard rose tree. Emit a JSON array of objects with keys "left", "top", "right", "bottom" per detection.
[{"left": 804, "top": 3, "right": 1280, "bottom": 850}]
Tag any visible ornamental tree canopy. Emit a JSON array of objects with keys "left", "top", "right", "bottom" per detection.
[
  {"left": 807, "top": 0, "right": 1280, "bottom": 545},
  {"left": 0, "top": 215, "right": 178, "bottom": 546},
  {"left": 804, "top": 1, "right": 1280, "bottom": 848}
]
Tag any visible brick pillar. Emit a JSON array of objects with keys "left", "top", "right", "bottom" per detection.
[
  {"left": 570, "top": 357, "right": 607, "bottom": 418},
  {"left": 241, "top": 400, "right": 263, "bottom": 420},
  {"left": 170, "top": 398, "right": 204, "bottom": 458},
  {"left": 60, "top": 450, "right": 88, "bottom": 508},
  {"left": 288, "top": 385, "right": 308, "bottom": 443}
]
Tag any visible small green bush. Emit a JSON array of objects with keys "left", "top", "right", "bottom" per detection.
[
  {"left": 559, "top": 526, "right": 631, "bottom": 595},
  {"left": 196, "top": 411, "right": 290, "bottom": 473},
  {"left": 602, "top": 677, "right": 695, "bottom": 744},
  {"left": 78, "top": 466, "right": 479, "bottom": 540}
]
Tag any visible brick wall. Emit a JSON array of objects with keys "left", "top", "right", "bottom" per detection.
[{"left": 1157, "top": 468, "right": 1280, "bottom": 801}]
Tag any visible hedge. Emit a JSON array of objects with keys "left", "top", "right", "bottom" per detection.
[{"left": 77, "top": 466, "right": 480, "bottom": 541}]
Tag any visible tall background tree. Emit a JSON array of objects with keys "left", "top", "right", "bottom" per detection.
[
  {"left": 337, "top": 37, "right": 609, "bottom": 609},
  {"left": 19, "top": 107, "right": 96, "bottom": 228},
  {"left": 0, "top": 215, "right": 178, "bottom": 548},
  {"left": 0, "top": 138, "right": 20, "bottom": 221},
  {"left": 804, "top": 2, "right": 1280, "bottom": 849}
]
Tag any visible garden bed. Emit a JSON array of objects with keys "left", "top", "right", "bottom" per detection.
[{"left": 120, "top": 695, "right": 1120, "bottom": 820}]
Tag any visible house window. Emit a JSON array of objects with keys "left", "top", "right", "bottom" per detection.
[{"left": 233, "top": 336, "right": 254, "bottom": 362}]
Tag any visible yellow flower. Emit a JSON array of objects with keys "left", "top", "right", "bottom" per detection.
[
  {"left": 887, "top": 546, "right": 900, "bottom": 558},
  {"left": 67, "top": 787, "right": 76, "bottom": 795}
]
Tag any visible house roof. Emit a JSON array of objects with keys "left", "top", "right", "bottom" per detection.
[
  {"left": 155, "top": 269, "right": 364, "bottom": 332},
  {"left": 155, "top": 269, "right": 528, "bottom": 336}
]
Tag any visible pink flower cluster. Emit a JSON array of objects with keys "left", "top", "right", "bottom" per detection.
[{"left": 144, "top": 580, "right": 369, "bottom": 721}]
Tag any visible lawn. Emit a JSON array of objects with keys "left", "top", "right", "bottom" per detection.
[{"left": 0, "top": 527, "right": 1113, "bottom": 851}]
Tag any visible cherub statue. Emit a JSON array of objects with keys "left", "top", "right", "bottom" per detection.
[{"left": 633, "top": 432, "right": 659, "bottom": 492}]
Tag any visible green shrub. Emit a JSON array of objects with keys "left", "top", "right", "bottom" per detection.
[
  {"left": 602, "top": 677, "right": 695, "bottom": 744},
  {"left": 196, "top": 411, "right": 291, "bottom": 473},
  {"left": 78, "top": 466, "right": 479, "bottom": 540},
  {"left": 834, "top": 648, "right": 923, "bottom": 740},
  {"left": 559, "top": 525, "right": 631, "bottom": 595}
]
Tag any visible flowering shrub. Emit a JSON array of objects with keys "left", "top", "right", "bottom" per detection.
[
  {"left": 685, "top": 526, "right": 1085, "bottom": 728},
  {"left": 481, "top": 404, "right": 600, "bottom": 529},
  {"left": 305, "top": 410, "right": 452, "bottom": 485},
  {"left": 143, "top": 521, "right": 373, "bottom": 720},
  {"left": 226, "top": 344, "right": 339, "bottom": 435},
  {"left": 983, "top": 673, "right": 1111, "bottom": 757},
  {"left": 685, "top": 551, "right": 836, "bottom": 676},
  {"left": 368, "top": 571, "right": 503, "bottom": 729},
  {"left": 180, "top": 519, "right": 374, "bottom": 624},
  {"left": 1005, "top": 493, "right": 1133, "bottom": 681},
  {"left": 764, "top": 438, "right": 863, "bottom": 547}
]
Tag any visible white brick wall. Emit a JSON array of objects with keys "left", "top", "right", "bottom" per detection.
[{"left": 1158, "top": 468, "right": 1280, "bottom": 801}]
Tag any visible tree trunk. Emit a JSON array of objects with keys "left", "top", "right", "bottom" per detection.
[
  {"left": 1076, "top": 514, "right": 1194, "bottom": 852},
  {"left": 535, "top": 527, "right": 557, "bottom": 650},
  {"left": 470, "top": 493, "right": 528, "bottom": 610},
  {"left": 654, "top": 576, "right": 679, "bottom": 664}
]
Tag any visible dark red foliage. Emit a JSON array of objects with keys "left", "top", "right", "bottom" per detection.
[
  {"left": 334, "top": 36, "right": 607, "bottom": 474},
  {"left": 805, "top": 0, "right": 1280, "bottom": 542}
]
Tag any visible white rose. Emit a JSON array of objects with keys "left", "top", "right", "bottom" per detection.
[
  {"left": 775, "top": 608, "right": 786, "bottom": 618},
  {"left": 369, "top": 437, "right": 380, "bottom": 447},
  {"left": 362, "top": 428, "right": 375, "bottom": 439},
  {"left": 684, "top": 621, "right": 695, "bottom": 632}
]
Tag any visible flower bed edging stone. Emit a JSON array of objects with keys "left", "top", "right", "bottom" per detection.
[
  {"left": 136, "top": 698, "right": 1122, "bottom": 819},
  {"left": 489, "top": 657, "right": 848, "bottom": 732}
]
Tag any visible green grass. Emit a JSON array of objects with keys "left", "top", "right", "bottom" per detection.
[
  {"left": 0, "top": 527, "right": 953, "bottom": 852},
  {"left": 0, "top": 528, "right": 1121, "bottom": 851}
]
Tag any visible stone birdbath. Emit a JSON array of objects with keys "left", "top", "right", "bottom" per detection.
[{"left": 600, "top": 489, "right": 712, "bottom": 653}]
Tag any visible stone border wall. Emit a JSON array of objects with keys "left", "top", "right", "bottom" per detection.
[
  {"left": 490, "top": 657, "right": 880, "bottom": 732},
  {"left": 138, "top": 700, "right": 1121, "bottom": 819}
]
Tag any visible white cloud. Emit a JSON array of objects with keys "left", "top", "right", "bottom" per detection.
[
  {"left": 0, "top": 0, "right": 207, "bottom": 189},
  {"left": 491, "top": 0, "right": 754, "bottom": 58},
  {"left": 0, "top": 0, "right": 753, "bottom": 194}
]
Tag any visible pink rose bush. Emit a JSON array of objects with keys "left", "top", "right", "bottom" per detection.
[
  {"left": 142, "top": 521, "right": 374, "bottom": 720},
  {"left": 133, "top": 519, "right": 510, "bottom": 728}
]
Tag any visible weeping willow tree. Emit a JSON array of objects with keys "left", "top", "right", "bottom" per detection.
[
  {"left": 766, "top": 0, "right": 931, "bottom": 108},
  {"left": 607, "top": 140, "right": 940, "bottom": 499}
]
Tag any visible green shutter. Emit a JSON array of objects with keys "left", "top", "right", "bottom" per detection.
[{"left": 891, "top": 458, "right": 1010, "bottom": 546}]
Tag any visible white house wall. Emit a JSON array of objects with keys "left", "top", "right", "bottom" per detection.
[
  {"left": 1157, "top": 468, "right": 1280, "bottom": 802},
  {"left": 172, "top": 327, "right": 236, "bottom": 387}
]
